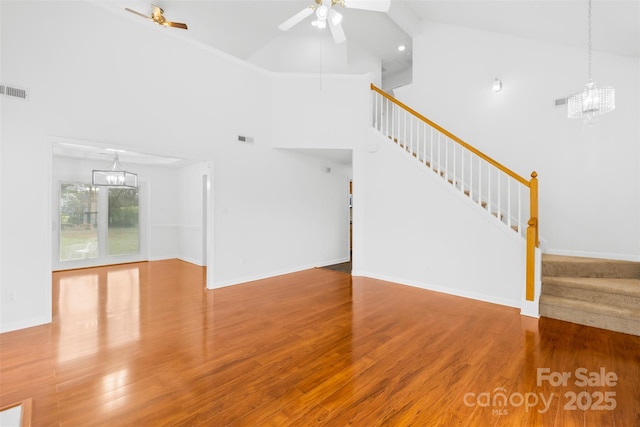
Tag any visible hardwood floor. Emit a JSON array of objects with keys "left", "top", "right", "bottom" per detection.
[{"left": 1, "top": 259, "right": 639, "bottom": 426}]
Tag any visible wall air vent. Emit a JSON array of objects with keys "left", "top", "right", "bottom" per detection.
[
  {"left": 0, "top": 83, "right": 28, "bottom": 100},
  {"left": 554, "top": 97, "right": 568, "bottom": 107},
  {"left": 236, "top": 135, "right": 254, "bottom": 143}
]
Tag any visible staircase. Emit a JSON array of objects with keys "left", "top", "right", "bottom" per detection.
[
  {"left": 370, "top": 83, "right": 540, "bottom": 304},
  {"left": 540, "top": 254, "right": 640, "bottom": 336}
]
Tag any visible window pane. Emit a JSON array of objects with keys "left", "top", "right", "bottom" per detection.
[
  {"left": 60, "top": 183, "right": 98, "bottom": 261},
  {"left": 108, "top": 188, "right": 139, "bottom": 256}
]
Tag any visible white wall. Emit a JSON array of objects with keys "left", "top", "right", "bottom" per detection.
[
  {"left": 0, "top": 1, "right": 355, "bottom": 332},
  {"left": 249, "top": 35, "right": 382, "bottom": 87},
  {"left": 357, "top": 131, "right": 526, "bottom": 307},
  {"left": 147, "top": 164, "right": 183, "bottom": 262},
  {"left": 271, "top": 73, "right": 371, "bottom": 149},
  {"left": 396, "top": 22, "right": 640, "bottom": 261},
  {"left": 212, "top": 148, "right": 352, "bottom": 286},
  {"left": 176, "top": 162, "right": 207, "bottom": 265}
]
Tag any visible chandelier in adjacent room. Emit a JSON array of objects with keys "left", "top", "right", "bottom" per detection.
[{"left": 92, "top": 152, "right": 138, "bottom": 188}]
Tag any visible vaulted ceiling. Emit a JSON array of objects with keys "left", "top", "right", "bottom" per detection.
[{"left": 105, "top": 0, "right": 639, "bottom": 87}]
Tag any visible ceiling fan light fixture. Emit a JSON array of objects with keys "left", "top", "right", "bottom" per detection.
[
  {"left": 316, "top": 4, "right": 329, "bottom": 20},
  {"left": 330, "top": 9, "right": 343, "bottom": 26},
  {"left": 279, "top": 0, "right": 388, "bottom": 42},
  {"left": 312, "top": 19, "right": 327, "bottom": 29}
]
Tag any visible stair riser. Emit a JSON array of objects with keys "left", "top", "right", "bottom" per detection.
[
  {"left": 542, "top": 283, "right": 640, "bottom": 310},
  {"left": 542, "top": 262, "right": 640, "bottom": 279},
  {"left": 540, "top": 303, "right": 640, "bottom": 336}
]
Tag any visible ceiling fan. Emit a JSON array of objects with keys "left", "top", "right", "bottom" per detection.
[
  {"left": 125, "top": 4, "right": 188, "bottom": 30},
  {"left": 278, "top": 0, "right": 390, "bottom": 44}
]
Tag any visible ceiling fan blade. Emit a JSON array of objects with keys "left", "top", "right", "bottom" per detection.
[
  {"left": 166, "top": 21, "right": 188, "bottom": 30},
  {"left": 343, "top": 0, "right": 390, "bottom": 12},
  {"left": 329, "top": 18, "right": 346, "bottom": 44},
  {"left": 278, "top": 6, "right": 315, "bottom": 31},
  {"left": 125, "top": 8, "right": 152, "bottom": 20}
]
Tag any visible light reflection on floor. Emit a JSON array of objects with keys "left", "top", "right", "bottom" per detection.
[{"left": 55, "top": 266, "right": 140, "bottom": 364}]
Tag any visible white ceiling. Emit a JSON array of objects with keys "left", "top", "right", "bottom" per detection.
[
  {"left": 403, "top": 0, "right": 639, "bottom": 58},
  {"left": 109, "top": 0, "right": 639, "bottom": 67}
]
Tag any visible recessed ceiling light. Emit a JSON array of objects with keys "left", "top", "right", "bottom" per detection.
[
  {"left": 398, "top": 44, "right": 406, "bottom": 52},
  {"left": 492, "top": 78, "right": 502, "bottom": 92}
]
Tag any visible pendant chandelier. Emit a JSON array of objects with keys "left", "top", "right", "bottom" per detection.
[
  {"left": 92, "top": 152, "right": 138, "bottom": 188},
  {"left": 567, "top": 0, "right": 615, "bottom": 125}
]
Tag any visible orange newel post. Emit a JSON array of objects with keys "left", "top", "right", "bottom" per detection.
[
  {"left": 525, "top": 171, "right": 538, "bottom": 301},
  {"left": 530, "top": 171, "right": 539, "bottom": 247}
]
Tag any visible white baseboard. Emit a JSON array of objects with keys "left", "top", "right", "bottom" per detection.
[
  {"left": 177, "top": 256, "right": 205, "bottom": 267},
  {"left": 317, "top": 257, "right": 351, "bottom": 267},
  {"left": 356, "top": 271, "right": 520, "bottom": 309},
  {"left": 0, "top": 315, "right": 51, "bottom": 334},
  {"left": 520, "top": 299, "right": 540, "bottom": 318},
  {"left": 148, "top": 255, "right": 202, "bottom": 264},
  {"left": 211, "top": 259, "right": 348, "bottom": 289},
  {"left": 545, "top": 248, "right": 640, "bottom": 262},
  {"left": 148, "top": 254, "right": 180, "bottom": 262}
]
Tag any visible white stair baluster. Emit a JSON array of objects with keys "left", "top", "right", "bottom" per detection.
[
  {"left": 430, "top": 128, "right": 434, "bottom": 170},
  {"left": 438, "top": 133, "right": 442, "bottom": 175},
  {"left": 416, "top": 117, "right": 420, "bottom": 159},
  {"left": 423, "top": 122, "right": 427, "bottom": 165},
  {"left": 507, "top": 179, "right": 512, "bottom": 229},
  {"left": 461, "top": 149, "right": 465, "bottom": 194},
  {"left": 403, "top": 109, "right": 407, "bottom": 147},
  {"left": 518, "top": 185, "right": 522, "bottom": 236},
  {"left": 388, "top": 101, "right": 391, "bottom": 137},
  {"left": 385, "top": 98, "right": 389, "bottom": 136},
  {"left": 469, "top": 153, "right": 474, "bottom": 201},
  {"left": 453, "top": 143, "right": 457, "bottom": 188},
  {"left": 445, "top": 138, "right": 449, "bottom": 182},
  {"left": 412, "top": 116, "right": 416, "bottom": 156},
  {"left": 487, "top": 166, "right": 492, "bottom": 213},
  {"left": 376, "top": 93, "right": 380, "bottom": 130},
  {"left": 392, "top": 104, "right": 396, "bottom": 142},
  {"left": 497, "top": 172, "right": 501, "bottom": 222},
  {"left": 405, "top": 114, "right": 413, "bottom": 151},
  {"left": 478, "top": 158, "right": 482, "bottom": 207}
]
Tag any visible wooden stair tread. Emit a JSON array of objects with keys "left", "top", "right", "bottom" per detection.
[
  {"left": 543, "top": 276, "right": 640, "bottom": 297},
  {"left": 540, "top": 294, "right": 640, "bottom": 336},
  {"left": 542, "top": 254, "right": 640, "bottom": 266},
  {"left": 540, "top": 294, "right": 640, "bottom": 320},
  {"left": 542, "top": 254, "right": 640, "bottom": 279}
]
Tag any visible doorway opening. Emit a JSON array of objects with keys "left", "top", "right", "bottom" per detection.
[{"left": 50, "top": 139, "right": 214, "bottom": 287}]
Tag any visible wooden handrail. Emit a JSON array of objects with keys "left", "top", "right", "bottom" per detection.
[
  {"left": 371, "top": 83, "right": 530, "bottom": 187},
  {"left": 371, "top": 84, "right": 539, "bottom": 302}
]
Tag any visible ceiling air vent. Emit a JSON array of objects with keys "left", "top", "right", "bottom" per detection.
[{"left": 0, "top": 83, "right": 28, "bottom": 100}]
